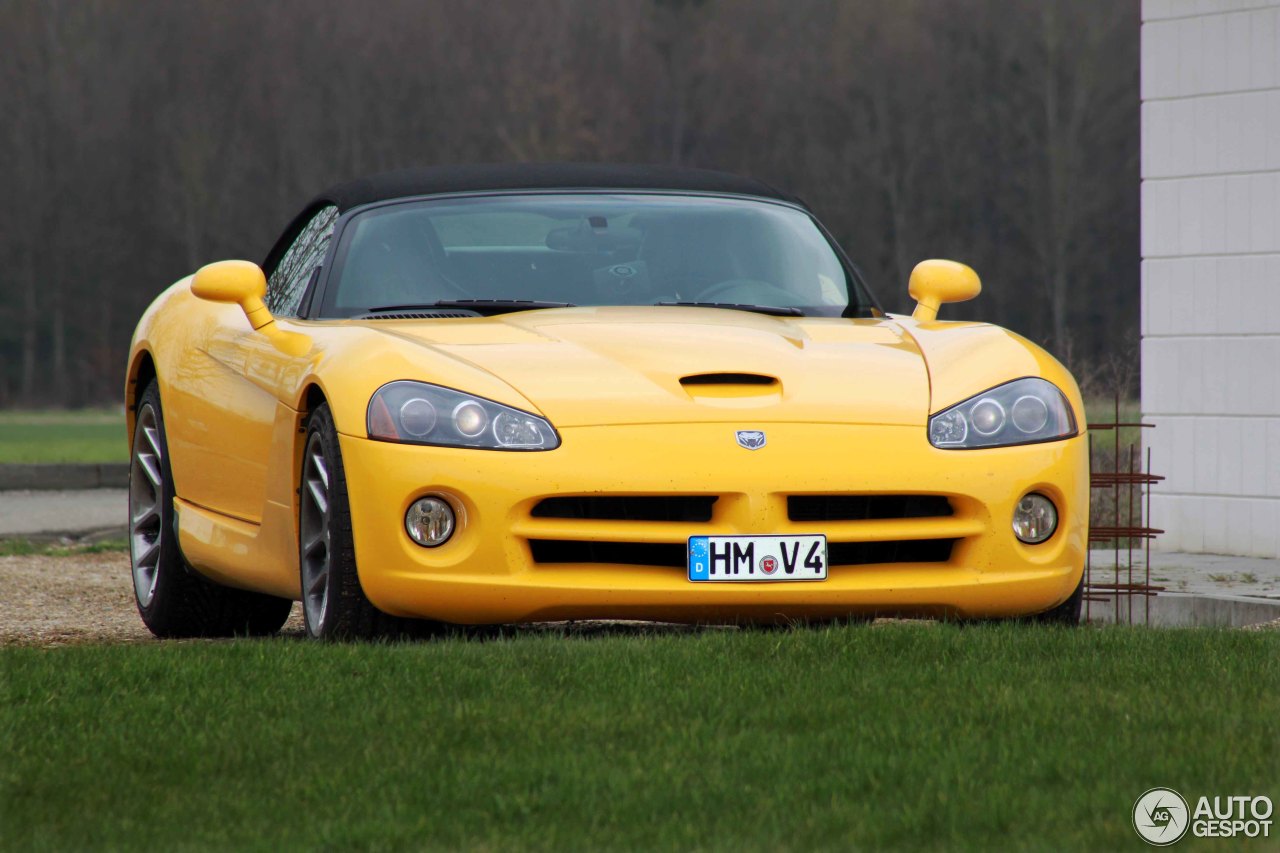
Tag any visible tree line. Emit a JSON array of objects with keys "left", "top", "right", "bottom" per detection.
[{"left": 0, "top": 0, "right": 1138, "bottom": 407}]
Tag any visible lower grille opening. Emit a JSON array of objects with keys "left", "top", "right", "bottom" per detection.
[
  {"left": 788, "top": 494, "right": 952, "bottom": 522},
  {"left": 532, "top": 496, "right": 716, "bottom": 523},
  {"left": 527, "top": 538, "right": 956, "bottom": 568},
  {"left": 828, "top": 539, "right": 955, "bottom": 566},
  {"left": 529, "top": 540, "right": 685, "bottom": 567}
]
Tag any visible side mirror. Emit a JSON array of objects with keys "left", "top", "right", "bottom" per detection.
[
  {"left": 908, "top": 259, "right": 981, "bottom": 322},
  {"left": 192, "top": 260, "right": 273, "bottom": 330}
]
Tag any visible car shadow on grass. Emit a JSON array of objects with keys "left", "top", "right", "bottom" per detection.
[{"left": 282, "top": 614, "right": 930, "bottom": 644}]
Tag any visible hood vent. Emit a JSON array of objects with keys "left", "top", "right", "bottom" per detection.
[
  {"left": 679, "top": 373, "right": 777, "bottom": 387},
  {"left": 356, "top": 309, "right": 481, "bottom": 320}
]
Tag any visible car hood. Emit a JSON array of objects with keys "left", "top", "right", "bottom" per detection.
[{"left": 366, "top": 306, "right": 931, "bottom": 427}]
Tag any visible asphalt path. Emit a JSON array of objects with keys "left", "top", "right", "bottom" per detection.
[{"left": 0, "top": 489, "right": 127, "bottom": 537}]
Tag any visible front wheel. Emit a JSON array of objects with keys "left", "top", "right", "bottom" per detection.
[
  {"left": 299, "top": 403, "right": 428, "bottom": 640},
  {"left": 1029, "top": 572, "right": 1084, "bottom": 625},
  {"left": 129, "top": 380, "right": 292, "bottom": 637}
]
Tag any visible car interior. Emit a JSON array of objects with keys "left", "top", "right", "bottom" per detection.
[{"left": 324, "top": 196, "right": 851, "bottom": 316}]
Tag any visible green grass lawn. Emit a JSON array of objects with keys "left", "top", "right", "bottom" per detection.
[
  {"left": 0, "top": 403, "right": 1140, "bottom": 468},
  {"left": 0, "top": 537, "right": 128, "bottom": 557},
  {"left": 2, "top": 625, "right": 1276, "bottom": 851},
  {"left": 0, "top": 408, "right": 127, "bottom": 463}
]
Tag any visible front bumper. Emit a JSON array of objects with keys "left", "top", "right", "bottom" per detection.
[{"left": 339, "top": 423, "right": 1088, "bottom": 624}]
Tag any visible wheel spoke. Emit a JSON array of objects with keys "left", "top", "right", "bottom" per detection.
[
  {"left": 299, "top": 431, "right": 333, "bottom": 637},
  {"left": 129, "top": 404, "right": 166, "bottom": 610},
  {"left": 306, "top": 476, "right": 329, "bottom": 515},
  {"left": 311, "top": 452, "right": 329, "bottom": 490},
  {"left": 134, "top": 538, "right": 160, "bottom": 569},
  {"left": 132, "top": 501, "right": 159, "bottom": 529},
  {"left": 137, "top": 453, "right": 162, "bottom": 489},
  {"left": 302, "top": 530, "right": 326, "bottom": 559},
  {"left": 143, "top": 425, "right": 163, "bottom": 461}
]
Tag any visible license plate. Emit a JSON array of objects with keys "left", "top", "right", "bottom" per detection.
[{"left": 687, "top": 534, "right": 827, "bottom": 582}]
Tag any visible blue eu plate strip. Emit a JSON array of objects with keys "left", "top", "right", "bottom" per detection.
[{"left": 688, "top": 536, "right": 710, "bottom": 581}]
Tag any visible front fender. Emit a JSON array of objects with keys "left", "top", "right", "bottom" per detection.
[
  {"left": 275, "top": 321, "right": 545, "bottom": 437},
  {"left": 894, "top": 318, "right": 1086, "bottom": 427}
]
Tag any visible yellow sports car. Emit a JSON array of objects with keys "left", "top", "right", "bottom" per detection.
[{"left": 126, "top": 163, "right": 1087, "bottom": 639}]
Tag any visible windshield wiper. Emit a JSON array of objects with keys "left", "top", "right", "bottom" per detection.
[
  {"left": 653, "top": 301, "right": 804, "bottom": 317},
  {"left": 364, "top": 299, "right": 801, "bottom": 318},
  {"left": 366, "top": 299, "right": 576, "bottom": 316}
]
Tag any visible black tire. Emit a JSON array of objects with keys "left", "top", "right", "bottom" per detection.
[
  {"left": 129, "top": 380, "right": 293, "bottom": 638},
  {"left": 299, "top": 403, "right": 428, "bottom": 640},
  {"left": 943, "top": 570, "right": 1084, "bottom": 628},
  {"left": 1029, "top": 571, "right": 1085, "bottom": 625}
]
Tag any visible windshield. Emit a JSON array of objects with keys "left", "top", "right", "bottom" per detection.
[{"left": 320, "top": 193, "right": 876, "bottom": 318}]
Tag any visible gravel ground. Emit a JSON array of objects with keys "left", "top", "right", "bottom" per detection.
[
  {"left": 0, "top": 551, "right": 304, "bottom": 646},
  {"left": 1, "top": 551, "right": 1274, "bottom": 647}
]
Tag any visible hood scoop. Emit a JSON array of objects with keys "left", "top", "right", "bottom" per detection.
[
  {"left": 679, "top": 372, "right": 781, "bottom": 404},
  {"left": 680, "top": 372, "right": 777, "bottom": 387},
  {"left": 395, "top": 310, "right": 930, "bottom": 426}
]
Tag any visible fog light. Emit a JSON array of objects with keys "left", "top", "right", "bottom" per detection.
[
  {"left": 1012, "top": 493, "right": 1057, "bottom": 544},
  {"left": 405, "top": 497, "right": 455, "bottom": 547}
]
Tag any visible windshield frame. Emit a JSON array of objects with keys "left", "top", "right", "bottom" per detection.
[{"left": 302, "top": 190, "right": 882, "bottom": 320}]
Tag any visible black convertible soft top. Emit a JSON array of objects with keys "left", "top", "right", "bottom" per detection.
[
  {"left": 264, "top": 163, "right": 802, "bottom": 272},
  {"left": 316, "top": 162, "right": 801, "bottom": 213}
]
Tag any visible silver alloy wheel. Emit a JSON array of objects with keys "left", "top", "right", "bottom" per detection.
[
  {"left": 299, "top": 432, "right": 332, "bottom": 635},
  {"left": 129, "top": 404, "right": 164, "bottom": 608}
]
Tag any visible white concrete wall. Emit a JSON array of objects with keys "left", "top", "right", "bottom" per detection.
[{"left": 1141, "top": 0, "right": 1280, "bottom": 558}]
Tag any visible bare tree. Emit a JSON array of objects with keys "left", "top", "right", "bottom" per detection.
[{"left": 0, "top": 0, "right": 1140, "bottom": 406}]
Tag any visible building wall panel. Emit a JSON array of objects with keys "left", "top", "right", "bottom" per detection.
[{"left": 1141, "top": 0, "right": 1280, "bottom": 556}]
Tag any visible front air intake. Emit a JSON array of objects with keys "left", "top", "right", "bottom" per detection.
[
  {"left": 526, "top": 538, "right": 955, "bottom": 568},
  {"left": 532, "top": 496, "right": 716, "bottom": 522},
  {"left": 788, "top": 495, "right": 953, "bottom": 522}
]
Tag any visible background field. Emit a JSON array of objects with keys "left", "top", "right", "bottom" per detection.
[
  {"left": 3, "top": 624, "right": 1276, "bottom": 851},
  {"left": 0, "top": 392, "right": 1134, "bottom": 465},
  {"left": 0, "top": 404, "right": 1147, "bottom": 541},
  {"left": 1, "top": 0, "right": 1138, "bottom": 409},
  {"left": 0, "top": 408, "right": 126, "bottom": 464}
]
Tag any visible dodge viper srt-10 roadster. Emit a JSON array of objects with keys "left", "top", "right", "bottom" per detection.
[{"left": 125, "top": 163, "right": 1087, "bottom": 639}]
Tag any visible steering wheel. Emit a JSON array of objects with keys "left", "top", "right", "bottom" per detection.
[{"left": 696, "top": 278, "right": 798, "bottom": 305}]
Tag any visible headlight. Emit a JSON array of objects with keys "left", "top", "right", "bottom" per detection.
[
  {"left": 368, "top": 381, "right": 560, "bottom": 450},
  {"left": 928, "top": 378, "right": 1076, "bottom": 449}
]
